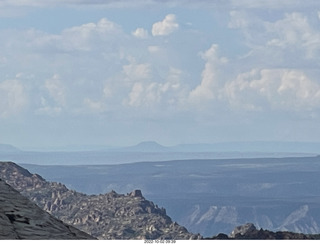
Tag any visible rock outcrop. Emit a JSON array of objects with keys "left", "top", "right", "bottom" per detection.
[
  {"left": 0, "top": 161, "right": 200, "bottom": 240},
  {"left": 207, "top": 223, "right": 319, "bottom": 240},
  {"left": 229, "top": 222, "right": 256, "bottom": 238},
  {"left": 0, "top": 178, "right": 94, "bottom": 239}
]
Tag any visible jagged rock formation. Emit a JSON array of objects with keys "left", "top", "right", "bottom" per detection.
[
  {"left": 229, "top": 223, "right": 257, "bottom": 238},
  {"left": 207, "top": 223, "right": 320, "bottom": 240},
  {"left": 0, "top": 178, "right": 94, "bottom": 240},
  {"left": 0, "top": 161, "right": 200, "bottom": 240}
]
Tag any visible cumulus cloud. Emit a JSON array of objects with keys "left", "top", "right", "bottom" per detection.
[
  {"left": 127, "top": 82, "right": 145, "bottom": 107},
  {"left": 188, "top": 41, "right": 320, "bottom": 114},
  {"left": 152, "top": 14, "right": 179, "bottom": 36},
  {"left": 36, "top": 74, "right": 66, "bottom": 116},
  {"left": 59, "top": 18, "right": 122, "bottom": 52},
  {"left": 2, "top": 4, "right": 320, "bottom": 126},
  {"left": 83, "top": 98, "right": 106, "bottom": 113},
  {"left": 0, "top": 79, "right": 27, "bottom": 118},
  {"left": 189, "top": 44, "right": 228, "bottom": 101},
  {"left": 228, "top": 10, "right": 250, "bottom": 29},
  {"left": 122, "top": 58, "right": 151, "bottom": 82},
  {"left": 265, "top": 12, "right": 320, "bottom": 58},
  {"left": 44, "top": 74, "right": 66, "bottom": 106},
  {"left": 229, "top": 10, "right": 320, "bottom": 61},
  {"left": 132, "top": 28, "right": 149, "bottom": 39},
  {"left": 26, "top": 18, "right": 122, "bottom": 53},
  {"left": 125, "top": 67, "right": 184, "bottom": 108},
  {"left": 224, "top": 69, "right": 320, "bottom": 111}
]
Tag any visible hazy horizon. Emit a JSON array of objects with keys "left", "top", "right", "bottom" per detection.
[
  {"left": 1, "top": 1, "right": 320, "bottom": 149},
  {"left": 2, "top": 140, "right": 320, "bottom": 155}
]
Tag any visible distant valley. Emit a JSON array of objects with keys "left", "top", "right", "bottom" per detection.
[
  {"left": 2, "top": 161, "right": 320, "bottom": 240},
  {"left": 21, "top": 155, "right": 320, "bottom": 237},
  {"left": 0, "top": 141, "right": 318, "bottom": 166},
  {"left": 1, "top": 141, "right": 320, "bottom": 237}
]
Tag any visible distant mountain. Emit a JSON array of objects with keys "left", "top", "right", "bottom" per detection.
[
  {"left": 0, "top": 161, "right": 200, "bottom": 240},
  {"left": 110, "top": 141, "right": 320, "bottom": 154},
  {"left": 118, "top": 141, "right": 171, "bottom": 152},
  {"left": 0, "top": 177, "right": 94, "bottom": 240},
  {"left": 0, "top": 144, "right": 21, "bottom": 153},
  {"left": 9, "top": 141, "right": 319, "bottom": 154}
]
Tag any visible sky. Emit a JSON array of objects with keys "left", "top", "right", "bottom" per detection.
[{"left": 1, "top": 0, "right": 320, "bottom": 149}]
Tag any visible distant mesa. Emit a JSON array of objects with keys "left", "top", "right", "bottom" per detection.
[
  {"left": 119, "top": 141, "right": 170, "bottom": 152},
  {"left": 0, "top": 144, "right": 21, "bottom": 153}
]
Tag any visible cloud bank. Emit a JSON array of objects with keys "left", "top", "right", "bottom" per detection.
[{"left": 1, "top": 1, "right": 320, "bottom": 147}]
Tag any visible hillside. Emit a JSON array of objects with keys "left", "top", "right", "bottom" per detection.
[
  {"left": 0, "top": 178, "right": 94, "bottom": 239},
  {"left": 0, "top": 161, "right": 200, "bottom": 240}
]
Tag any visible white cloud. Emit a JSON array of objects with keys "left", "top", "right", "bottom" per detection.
[
  {"left": 127, "top": 82, "right": 145, "bottom": 107},
  {"left": 2, "top": 2, "right": 320, "bottom": 146},
  {"left": 125, "top": 66, "right": 185, "bottom": 108},
  {"left": 59, "top": 18, "right": 122, "bottom": 52},
  {"left": 36, "top": 98, "right": 62, "bottom": 117},
  {"left": 0, "top": 79, "right": 28, "bottom": 118},
  {"left": 265, "top": 13, "right": 320, "bottom": 58},
  {"left": 152, "top": 14, "right": 179, "bottom": 36},
  {"left": 122, "top": 58, "right": 151, "bottom": 82},
  {"left": 189, "top": 44, "right": 228, "bottom": 101},
  {"left": 44, "top": 74, "right": 66, "bottom": 106},
  {"left": 224, "top": 69, "right": 320, "bottom": 111},
  {"left": 228, "top": 11, "right": 250, "bottom": 29},
  {"left": 36, "top": 74, "right": 66, "bottom": 116},
  {"left": 132, "top": 28, "right": 149, "bottom": 39},
  {"left": 26, "top": 18, "right": 122, "bottom": 53},
  {"left": 83, "top": 98, "right": 106, "bottom": 113},
  {"left": 229, "top": 11, "right": 320, "bottom": 60}
]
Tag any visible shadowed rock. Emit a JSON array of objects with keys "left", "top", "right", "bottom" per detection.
[{"left": 0, "top": 178, "right": 94, "bottom": 240}]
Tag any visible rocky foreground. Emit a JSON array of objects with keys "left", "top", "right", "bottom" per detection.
[
  {"left": 208, "top": 222, "right": 320, "bottom": 240},
  {"left": 1, "top": 161, "right": 320, "bottom": 240},
  {"left": 0, "top": 161, "right": 200, "bottom": 240},
  {"left": 0, "top": 178, "right": 94, "bottom": 239}
]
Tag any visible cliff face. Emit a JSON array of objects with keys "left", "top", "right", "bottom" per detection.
[
  {"left": 0, "top": 178, "right": 94, "bottom": 240},
  {"left": 0, "top": 161, "right": 200, "bottom": 240}
]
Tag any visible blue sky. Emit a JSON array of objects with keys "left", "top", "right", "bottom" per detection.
[{"left": 1, "top": 0, "right": 320, "bottom": 149}]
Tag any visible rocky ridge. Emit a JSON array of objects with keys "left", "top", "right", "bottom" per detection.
[
  {"left": 208, "top": 223, "right": 320, "bottom": 240},
  {"left": 2, "top": 161, "right": 319, "bottom": 240},
  {"left": 0, "top": 178, "right": 94, "bottom": 239},
  {"left": 0, "top": 161, "right": 200, "bottom": 240}
]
